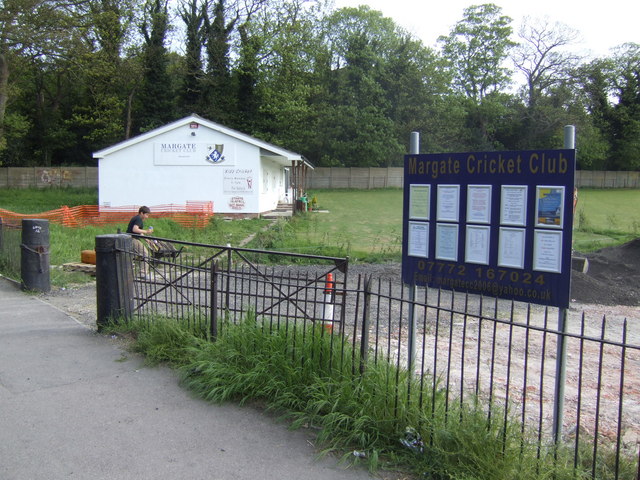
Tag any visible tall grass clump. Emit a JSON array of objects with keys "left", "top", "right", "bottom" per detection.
[
  {"left": 109, "top": 314, "right": 625, "bottom": 479},
  {"left": 104, "top": 316, "right": 209, "bottom": 366}
]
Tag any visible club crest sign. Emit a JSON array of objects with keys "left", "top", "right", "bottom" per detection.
[{"left": 205, "top": 144, "right": 226, "bottom": 164}]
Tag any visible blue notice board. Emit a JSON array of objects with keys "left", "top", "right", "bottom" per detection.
[{"left": 402, "top": 149, "right": 576, "bottom": 308}]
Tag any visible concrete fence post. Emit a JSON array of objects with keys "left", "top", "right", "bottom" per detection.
[
  {"left": 96, "top": 234, "right": 134, "bottom": 330},
  {"left": 21, "top": 219, "right": 50, "bottom": 292}
]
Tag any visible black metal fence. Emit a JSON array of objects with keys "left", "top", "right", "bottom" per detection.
[
  {"left": 356, "top": 279, "right": 640, "bottom": 479},
  {"left": 106, "top": 235, "right": 640, "bottom": 479}
]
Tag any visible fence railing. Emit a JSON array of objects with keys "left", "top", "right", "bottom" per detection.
[
  {"left": 99, "top": 235, "right": 640, "bottom": 479},
  {"left": 357, "top": 279, "right": 640, "bottom": 477}
]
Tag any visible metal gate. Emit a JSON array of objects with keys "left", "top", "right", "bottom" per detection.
[{"left": 126, "top": 235, "right": 349, "bottom": 335}]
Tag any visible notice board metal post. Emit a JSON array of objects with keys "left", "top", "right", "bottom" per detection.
[
  {"left": 552, "top": 125, "right": 576, "bottom": 443},
  {"left": 407, "top": 132, "right": 420, "bottom": 373}
]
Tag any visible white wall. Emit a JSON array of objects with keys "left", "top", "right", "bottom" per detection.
[
  {"left": 260, "top": 158, "right": 288, "bottom": 210},
  {"left": 98, "top": 124, "right": 279, "bottom": 214}
]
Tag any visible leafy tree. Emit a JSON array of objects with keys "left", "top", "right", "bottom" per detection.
[
  {"left": 0, "top": 54, "right": 36, "bottom": 165},
  {"left": 69, "top": 0, "right": 139, "bottom": 148},
  {"left": 135, "top": 0, "right": 175, "bottom": 133},
  {"left": 438, "top": 3, "right": 515, "bottom": 102},
  {"left": 607, "top": 44, "right": 640, "bottom": 169},
  {"left": 438, "top": 4, "right": 515, "bottom": 150},
  {"left": 575, "top": 59, "right": 615, "bottom": 168},
  {"left": 252, "top": 0, "right": 327, "bottom": 153},
  {"left": 376, "top": 35, "right": 456, "bottom": 157},
  {"left": 309, "top": 6, "right": 407, "bottom": 166},
  {"left": 234, "top": 21, "right": 263, "bottom": 132},
  {"left": 201, "top": 0, "right": 237, "bottom": 123},
  {"left": 28, "top": 57, "right": 80, "bottom": 165},
  {"left": 178, "top": 0, "right": 206, "bottom": 115},
  {"left": 0, "top": 0, "right": 88, "bottom": 154},
  {"left": 232, "top": 0, "right": 269, "bottom": 132},
  {"left": 465, "top": 92, "right": 519, "bottom": 150},
  {"left": 2, "top": 0, "right": 638, "bottom": 171},
  {"left": 577, "top": 45, "right": 640, "bottom": 170}
]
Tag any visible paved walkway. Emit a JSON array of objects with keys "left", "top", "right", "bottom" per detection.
[{"left": 0, "top": 277, "right": 374, "bottom": 480}]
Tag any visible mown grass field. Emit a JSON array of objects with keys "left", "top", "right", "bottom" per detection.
[
  {"left": 282, "top": 189, "right": 403, "bottom": 260},
  {"left": 304, "top": 187, "right": 640, "bottom": 256}
]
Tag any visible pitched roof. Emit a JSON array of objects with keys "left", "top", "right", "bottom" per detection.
[{"left": 93, "top": 114, "right": 311, "bottom": 167}]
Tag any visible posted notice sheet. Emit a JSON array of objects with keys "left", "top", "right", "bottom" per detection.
[
  {"left": 409, "top": 184, "right": 430, "bottom": 220},
  {"left": 533, "top": 230, "right": 563, "bottom": 273},
  {"left": 500, "top": 185, "right": 528, "bottom": 226},
  {"left": 408, "top": 221, "right": 429, "bottom": 258}
]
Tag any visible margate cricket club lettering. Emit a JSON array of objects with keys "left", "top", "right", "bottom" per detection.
[
  {"left": 205, "top": 144, "right": 226, "bottom": 164},
  {"left": 153, "top": 141, "right": 232, "bottom": 166},
  {"left": 407, "top": 152, "right": 570, "bottom": 179},
  {"left": 160, "top": 143, "right": 197, "bottom": 153}
]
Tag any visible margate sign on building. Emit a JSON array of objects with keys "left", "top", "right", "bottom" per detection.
[
  {"left": 401, "top": 149, "right": 576, "bottom": 308},
  {"left": 95, "top": 114, "right": 311, "bottom": 215}
]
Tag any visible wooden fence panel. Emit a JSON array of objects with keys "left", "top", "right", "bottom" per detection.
[
  {"left": 306, "top": 167, "right": 404, "bottom": 189},
  {"left": 576, "top": 170, "right": 640, "bottom": 188},
  {"left": 0, "top": 167, "right": 97, "bottom": 188},
  {"left": 307, "top": 168, "right": 639, "bottom": 189},
  {"left": 1, "top": 167, "right": 639, "bottom": 189}
]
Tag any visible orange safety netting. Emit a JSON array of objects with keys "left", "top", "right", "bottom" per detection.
[{"left": 0, "top": 202, "right": 214, "bottom": 229}]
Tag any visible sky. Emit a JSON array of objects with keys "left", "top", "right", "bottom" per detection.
[{"left": 332, "top": 0, "right": 639, "bottom": 58}]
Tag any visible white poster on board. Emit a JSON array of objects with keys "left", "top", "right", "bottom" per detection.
[
  {"left": 437, "top": 185, "right": 460, "bottom": 222},
  {"left": 465, "top": 225, "right": 490, "bottom": 265},
  {"left": 436, "top": 223, "right": 459, "bottom": 261},
  {"left": 533, "top": 230, "right": 563, "bottom": 273},
  {"left": 467, "top": 185, "right": 492, "bottom": 224},
  {"left": 500, "top": 185, "right": 528, "bottom": 226},
  {"left": 408, "top": 221, "right": 429, "bottom": 258},
  {"left": 409, "top": 184, "right": 430, "bottom": 220},
  {"left": 498, "top": 227, "right": 526, "bottom": 269}
]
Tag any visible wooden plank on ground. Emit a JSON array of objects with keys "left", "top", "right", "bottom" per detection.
[{"left": 62, "top": 262, "right": 96, "bottom": 275}]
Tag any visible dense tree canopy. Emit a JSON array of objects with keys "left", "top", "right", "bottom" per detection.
[{"left": 0, "top": 0, "right": 637, "bottom": 170}]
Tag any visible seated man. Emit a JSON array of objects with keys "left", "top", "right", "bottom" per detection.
[{"left": 126, "top": 206, "right": 153, "bottom": 278}]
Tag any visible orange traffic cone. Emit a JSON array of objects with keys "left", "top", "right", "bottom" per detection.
[{"left": 323, "top": 273, "right": 335, "bottom": 333}]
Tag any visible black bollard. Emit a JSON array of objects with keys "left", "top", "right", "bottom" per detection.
[
  {"left": 96, "top": 234, "right": 134, "bottom": 329},
  {"left": 21, "top": 219, "right": 50, "bottom": 292}
]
